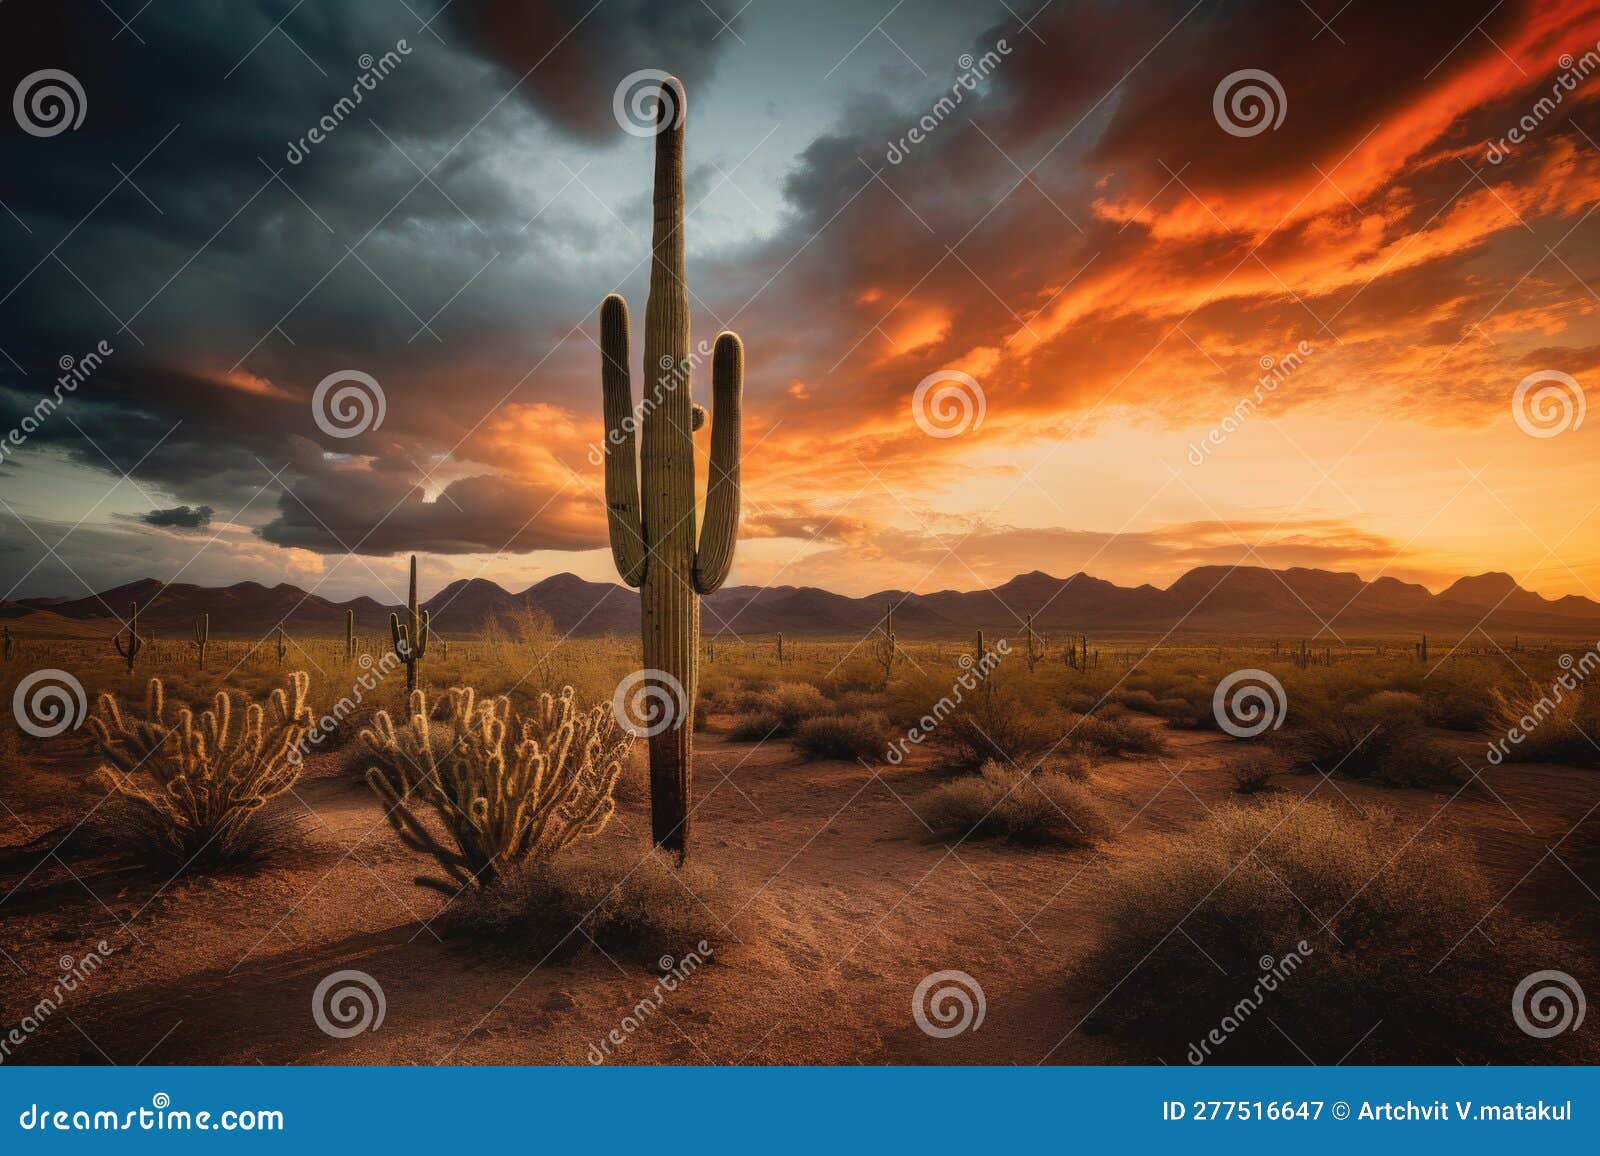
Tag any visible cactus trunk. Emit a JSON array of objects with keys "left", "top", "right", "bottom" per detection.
[{"left": 598, "top": 77, "right": 743, "bottom": 860}]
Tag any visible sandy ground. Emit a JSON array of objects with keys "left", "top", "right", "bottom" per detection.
[{"left": 2, "top": 723, "right": 1597, "bottom": 1066}]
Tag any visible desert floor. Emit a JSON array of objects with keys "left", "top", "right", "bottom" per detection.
[{"left": 2, "top": 721, "right": 1597, "bottom": 1066}]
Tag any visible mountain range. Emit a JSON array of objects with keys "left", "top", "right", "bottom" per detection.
[{"left": 4, "top": 565, "right": 1599, "bottom": 641}]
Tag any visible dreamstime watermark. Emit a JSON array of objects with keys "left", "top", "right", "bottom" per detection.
[
  {"left": 585, "top": 943, "right": 713, "bottom": 1063},
  {"left": 1512, "top": 369, "right": 1584, "bottom": 438},
  {"left": 587, "top": 337, "right": 717, "bottom": 466},
  {"left": 13, "top": 69, "right": 86, "bottom": 137},
  {"left": 1186, "top": 340, "right": 1313, "bottom": 466},
  {"left": 912, "top": 969, "right": 985, "bottom": 1038},
  {"left": 312, "top": 369, "right": 386, "bottom": 439},
  {"left": 1186, "top": 941, "right": 1313, "bottom": 1064},
  {"left": 612, "top": 668, "right": 688, "bottom": 738},
  {"left": 285, "top": 41, "right": 413, "bottom": 164},
  {"left": 11, "top": 669, "right": 87, "bottom": 739},
  {"left": 1, "top": 341, "right": 115, "bottom": 466},
  {"left": 17, "top": 1094, "right": 283, "bottom": 1132},
  {"left": 612, "top": 68, "right": 685, "bottom": 138},
  {"left": 884, "top": 639, "right": 1010, "bottom": 765},
  {"left": 288, "top": 652, "right": 402, "bottom": 765},
  {"left": 0, "top": 941, "right": 116, "bottom": 1064},
  {"left": 1213, "top": 69, "right": 1286, "bottom": 137},
  {"left": 1485, "top": 643, "right": 1600, "bottom": 765},
  {"left": 1486, "top": 41, "right": 1600, "bottom": 164},
  {"left": 1512, "top": 969, "right": 1586, "bottom": 1038},
  {"left": 311, "top": 969, "right": 385, "bottom": 1038},
  {"left": 1212, "top": 668, "right": 1287, "bottom": 738},
  {"left": 885, "top": 40, "right": 1012, "bottom": 164},
  {"left": 912, "top": 369, "right": 986, "bottom": 438}
]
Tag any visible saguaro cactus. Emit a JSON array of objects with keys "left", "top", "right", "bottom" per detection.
[
  {"left": 390, "top": 554, "right": 429, "bottom": 694},
  {"left": 346, "top": 609, "right": 356, "bottom": 663},
  {"left": 275, "top": 625, "right": 288, "bottom": 665},
  {"left": 112, "top": 602, "right": 143, "bottom": 673},
  {"left": 599, "top": 76, "right": 744, "bottom": 858},
  {"left": 874, "top": 603, "right": 897, "bottom": 681},
  {"left": 1024, "top": 612, "right": 1043, "bottom": 672},
  {"left": 194, "top": 613, "right": 209, "bottom": 669}
]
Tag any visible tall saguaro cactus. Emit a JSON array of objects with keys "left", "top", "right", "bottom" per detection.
[
  {"left": 346, "top": 609, "right": 356, "bottom": 663},
  {"left": 194, "top": 613, "right": 209, "bottom": 670},
  {"left": 390, "top": 554, "right": 429, "bottom": 694},
  {"left": 113, "top": 602, "right": 143, "bottom": 673},
  {"left": 599, "top": 76, "right": 744, "bottom": 858}
]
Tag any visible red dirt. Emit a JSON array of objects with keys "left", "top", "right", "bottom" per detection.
[{"left": 2, "top": 726, "right": 1597, "bottom": 1065}]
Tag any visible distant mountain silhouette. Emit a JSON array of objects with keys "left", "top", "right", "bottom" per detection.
[{"left": 12, "top": 565, "right": 1600, "bottom": 640}]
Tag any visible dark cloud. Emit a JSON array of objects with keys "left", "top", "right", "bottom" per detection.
[{"left": 140, "top": 504, "right": 214, "bottom": 530}]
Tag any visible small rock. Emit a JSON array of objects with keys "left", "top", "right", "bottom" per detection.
[{"left": 543, "top": 990, "right": 577, "bottom": 1011}]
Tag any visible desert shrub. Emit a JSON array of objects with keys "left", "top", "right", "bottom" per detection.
[
  {"left": 88, "top": 673, "right": 313, "bottom": 871},
  {"left": 1077, "top": 797, "right": 1586, "bottom": 1063},
  {"left": 1232, "top": 753, "right": 1276, "bottom": 794},
  {"left": 1375, "top": 728, "right": 1467, "bottom": 787},
  {"left": 442, "top": 844, "right": 730, "bottom": 960},
  {"left": 362, "top": 685, "right": 631, "bottom": 893},
  {"left": 912, "top": 682, "right": 1071, "bottom": 771},
  {"left": 727, "top": 681, "right": 827, "bottom": 740},
  {"left": 1113, "top": 689, "right": 1160, "bottom": 714},
  {"left": 921, "top": 761, "right": 1112, "bottom": 846},
  {"left": 1421, "top": 666, "right": 1496, "bottom": 731},
  {"left": 792, "top": 712, "right": 891, "bottom": 762},
  {"left": 726, "top": 710, "right": 782, "bottom": 741},
  {"left": 1071, "top": 711, "right": 1167, "bottom": 757},
  {"left": 1038, "top": 751, "right": 1094, "bottom": 781},
  {"left": 1488, "top": 680, "right": 1600, "bottom": 767},
  {"left": 1286, "top": 690, "right": 1426, "bottom": 780}
]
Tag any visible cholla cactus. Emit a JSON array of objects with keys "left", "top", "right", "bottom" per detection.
[
  {"left": 89, "top": 673, "right": 313, "bottom": 862},
  {"left": 390, "top": 554, "right": 429, "bottom": 693},
  {"left": 599, "top": 76, "right": 743, "bottom": 858},
  {"left": 112, "top": 601, "right": 144, "bottom": 673},
  {"left": 363, "top": 685, "right": 632, "bottom": 893}
]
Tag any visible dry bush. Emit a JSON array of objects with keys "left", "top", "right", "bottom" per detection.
[
  {"left": 921, "top": 760, "right": 1112, "bottom": 846},
  {"left": 442, "top": 843, "right": 732, "bottom": 960},
  {"left": 363, "top": 685, "right": 632, "bottom": 893},
  {"left": 1489, "top": 680, "right": 1600, "bottom": 768},
  {"left": 1231, "top": 752, "right": 1276, "bottom": 794},
  {"left": 1421, "top": 664, "right": 1497, "bottom": 731},
  {"left": 1076, "top": 797, "right": 1588, "bottom": 1063},
  {"left": 1286, "top": 689, "right": 1460, "bottom": 785},
  {"left": 916, "top": 684, "right": 1069, "bottom": 771},
  {"left": 1070, "top": 710, "right": 1167, "bottom": 757},
  {"left": 726, "top": 681, "right": 828, "bottom": 741},
  {"left": 88, "top": 673, "right": 313, "bottom": 871},
  {"left": 792, "top": 711, "right": 891, "bottom": 762}
]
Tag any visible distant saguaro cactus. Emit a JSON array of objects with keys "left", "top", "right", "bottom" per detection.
[
  {"left": 193, "top": 613, "right": 209, "bottom": 669},
  {"left": 389, "top": 554, "right": 429, "bottom": 694},
  {"left": 112, "top": 602, "right": 144, "bottom": 673},
  {"left": 598, "top": 76, "right": 744, "bottom": 859},
  {"left": 874, "top": 603, "right": 897, "bottom": 680},
  {"left": 275, "top": 625, "right": 287, "bottom": 665},
  {"left": 2, "top": 624, "right": 12, "bottom": 662},
  {"left": 1024, "top": 612, "right": 1043, "bottom": 672},
  {"left": 345, "top": 609, "right": 356, "bottom": 663}
]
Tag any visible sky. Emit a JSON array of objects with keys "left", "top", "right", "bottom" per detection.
[{"left": 0, "top": 0, "right": 1597, "bottom": 607}]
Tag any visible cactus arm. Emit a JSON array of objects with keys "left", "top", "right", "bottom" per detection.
[
  {"left": 389, "top": 611, "right": 407, "bottom": 658},
  {"left": 600, "top": 293, "right": 647, "bottom": 588},
  {"left": 693, "top": 331, "right": 743, "bottom": 594}
]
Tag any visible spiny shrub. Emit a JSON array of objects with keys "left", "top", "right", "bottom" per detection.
[
  {"left": 922, "top": 761, "right": 1112, "bottom": 846},
  {"left": 88, "top": 673, "right": 313, "bottom": 870},
  {"left": 1070, "top": 710, "right": 1167, "bottom": 757},
  {"left": 1421, "top": 665, "right": 1496, "bottom": 731},
  {"left": 362, "top": 685, "right": 631, "bottom": 893},
  {"left": 727, "top": 681, "right": 828, "bottom": 740},
  {"left": 1488, "top": 681, "right": 1600, "bottom": 768},
  {"left": 1232, "top": 753, "right": 1276, "bottom": 794},
  {"left": 1076, "top": 797, "right": 1587, "bottom": 1063},
  {"left": 792, "top": 712, "right": 892, "bottom": 762},
  {"left": 442, "top": 843, "right": 730, "bottom": 960}
]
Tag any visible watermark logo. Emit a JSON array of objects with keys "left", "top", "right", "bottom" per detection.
[
  {"left": 884, "top": 638, "right": 1009, "bottom": 764},
  {"left": 285, "top": 41, "right": 412, "bottom": 164},
  {"left": 12, "top": 669, "right": 87, "bottom": 738},
  {"left": 912, "top": 369, "right": 985, "bottom": 438},
  {"left": 0, "top": 340, "right": 114, "bottom": 468},
  {"left": 1187, "top": 941, "right": 1313, "bottom": 1064},
  {"left": 13, "top": 69, "right": 86, "bottom": 137},
  {"left": 1212, "top": 668, "right": 1287, "bottom": 738},
  {"left": 0, "top": 940, "right": 115, "bottom": 1064},
  {"left": 312, "top": 370, "right": 386, "bottom": 439},
  {"left": 912, "top": 969, "right": 985, "bottom": 1038},
  {"left": 1487, "top": 644, "right": 1600, "bottom": 764},
  {"left": 1187, "top": 340, "right": 1313, "bottom": 466},
  {"left": 613, "top": 69, "right": 684, "bottom": 138},
  {"left": 586, "top": 943, "right": 713, "bottom": 1063},
  {"left": 1213, "top": 69, "right": 1286, "bottom": 137},
  {"left": 885, "top": 40, "right": 1012, "bottom": 164},
  {"left": 1512, "top": 369, "right": 1584, "bottom": 438},
  {"left": 311, "top": 969, "right": 386, "bottom": 1038},
  {"left": 612, "top": 668, "right": 688, "bottom": 738},
  {"left": 1512, "top": 969, "right": 1585, "bottom": 1038},
  {"left": 1486, "top": 41, "right": 1600, "bottom": 163}
]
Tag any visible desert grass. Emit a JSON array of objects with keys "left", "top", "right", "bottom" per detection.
[{"left": 921, "top": 760, "right": 1112, "bottom": 846}]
